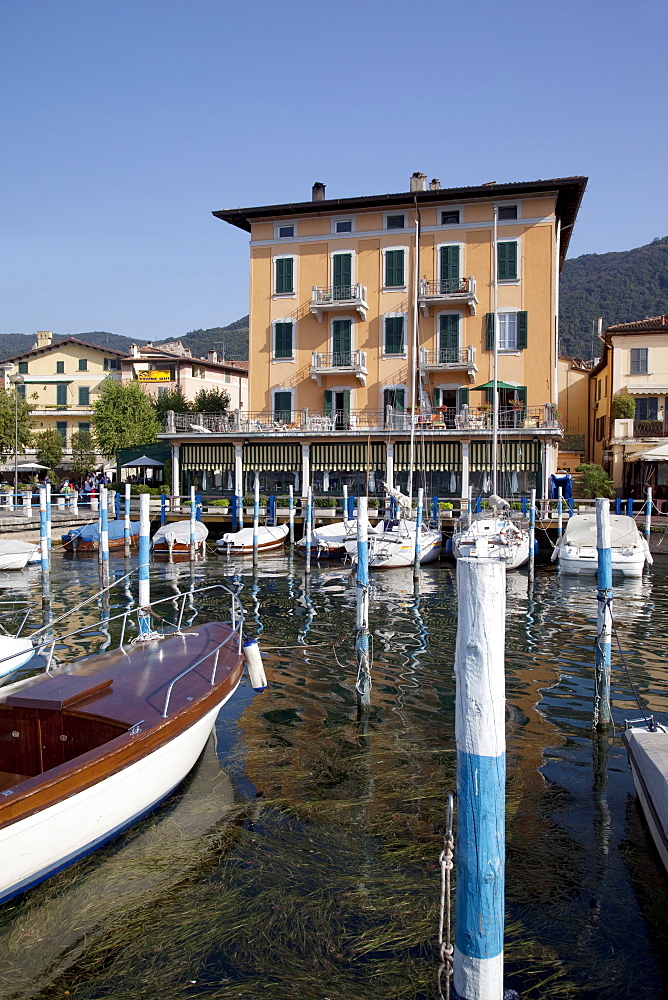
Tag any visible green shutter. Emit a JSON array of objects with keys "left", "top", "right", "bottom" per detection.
[
  {"left": 433, "top": 388, "right": 442, "bottom": 408},
  {"left": 332, "top": 319, "right": 351, "bottom": 355},
  {"left": 497, "top": 241, "right": 518, "bottom": 280},
  {"left": 457, "top": 388, "right": 469, "bottom": 408},
  {"left": 273, "top": 392, "right": 292, "bottom": 421},
  {"left": 439, "top": 245, "right": 460, "bottom": 285},
  {"left": 274, "top": 322, "right": 293, "bottom": 358},
  {"left": 485, "top": 313, "right": 495, "bottom": 351},
  {"left": 385, "top": 249, "right": 405, "bottom": 287},
  {"left": 439, "top": 314, "right": 460, "bottom": 356},
  {"left": 518, "top": 386, "right": 527, "bottom": 410},
  {"left": 517, "top": 311, "right": 528, "bottom": 350},
  {"left": 384, "top": 316, "right": 404, "bottom": 354},
  {"left": 78, "top": 386, "right": 89, "bottom": 406},
  {"left": 342, "top": 390, "right": 351, "bottom": 416},
  {"left": 324, "top": 390, "right": 333, "bottom": 416},
  {"left": 333, "top": 253, "right": 352, "bottom": 291},
  {"left": 56, "top": 383, "right": 67, "bottom": 405},
  {"left": 275, "top": 257, "right": 294, "bottom": 294}
]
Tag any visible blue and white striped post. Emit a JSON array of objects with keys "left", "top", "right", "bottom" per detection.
[
  {"left": 342, "top": 485, "right": 349, "bottom": 526},
  {"left": 413, "top": 486, "right": 423, "bottom": 579},
  {"left": 231, "top": 493, "right": 238, "bottom": 530},
  {"left": 557, "top": 486, "right": 564, "bottom": 538},
  {"left": 114, "top": 490, "right": 120, "bottom": 521},
  {"left": 46, "top": 483, "right": 52, "bottom": 550},
  {"left": 288, "top": 485, "right": 295, "bottom": 547},
  {"left": 269, "top": 494, "right": 276, "bottom": 525},
  {"left": 196, "top": 493, "right": 202, "bottom": 521},
  {"left": 304, "top": 486, "right": 312, "bottom": 576},
  {"left": 124, "top": 483, "right": 131, "bottom": 557},
  {"left": 39, "top": 485, "right": 50, "bottom": 596},
  {"left": 99, "top": 485, "right": 109, "bottom": 566},
  {"left": 528, "top": 487, "right": 536, "bottom": 588},
  {"left": 253, "top": 474, "right": 260, "bottom": 564},
  {"left": 190, "top": 485, "right": 196, "bottom": 561},
  {"left": 627, "top": 497, "right": 633, "bottom": 517},
  {"left": 615, "top": 497, "right": 621, "bottom": 515},
  {"left": 71, "top": 486, "right": 78, "bottom": 516},
  {"left": 454, "top": 556, "right": 506, "bottom": 1000},
  {"left": 432, "top": 495, "right": 439, "bottom": 526},
  {"left": 355, "top": 496, "right": 371, "bottom": 713},
  {"left": 595, "top": 497, "right": 612, "bottom": 730},
  {"left": 644, "top": 486, "right": 652, "bottom": 541},
  {"left": 237, "top": 487, "right": 244, "bottom": 528},
  {"left": 160, "top": 493, "right": 167, "bottom": 526},
  {"left": 348, "top": 493, "right": 355, "bottom": 521},
  {"left": 138, "top": 493, "right": 151, "bottom": 638}
]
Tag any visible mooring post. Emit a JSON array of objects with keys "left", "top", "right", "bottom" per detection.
[
  {"left": 413, "top": 486, "right": 423, "bottom": 579},
  {"left": 269, "top": 494, "right": 276, "bottom": 525},
  {"left": 348, "top": 493, "right": 355, "bottom": 521},
  {"left": 114, "top": 490, "right": 120, "bottom": 521},
  {"left": 46, "top": 483, "right": 52, "bottom": 550},
  {"left": 189, "top": 485, "right": 196, "bottom": 560},
  {"left": 124, "top": 483, "right": 131, "bottom": 557},
  {"left": 160, "top": 493, "right": 167, "bottom": 526},
  {"left": 627, "top": 497, "right": 633, "bottom": 517},
  {"left": 304, "top": 486, "right": 312, "bottom": 576},
  {"left": 528, "top": 487, "right": 536, "bottom": 588},
  {"left": 238, "top": 486, "right": 244, "bottom": 528},
  {"left": 557, "top": 486, "right": 563, "bottom": 538},
  {"left": 138, "top": 493, "right": 151, "bottom": 638},
  {"left": 288, "top": 485, "right": 295, "bottom": 546},
  {"left": 432, "top": 495, "right": 439, "bottom": 526},
  {"left": 39, "top": 485, "right": 50, "bottom": 599},
  {"left": 342, "top": 485, "right": 349, "bottom": 526},
  {"left": 644, "top": 486, "right": 652, "bottom": 540},
  {"left": 253, "top": 474, "right": 260, "bottom": 565},
  {"left": 454, "top": 557, "right": 506, "bottom": 1000},
  {"left": 231, "top": 493, "right": 238, "bottom": 531},
  {"left": 595, "top": 497, "right": 612, "bottom": 730},
  {"left": 99, "top": 485, "right": 109, "bottom": 566},
  {"left": 355, "top": 496, "right": 371, "bottom": 713}
]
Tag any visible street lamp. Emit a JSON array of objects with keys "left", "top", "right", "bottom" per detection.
[{"left": 9, "top": 374, "right": 24, "bottom": 503}]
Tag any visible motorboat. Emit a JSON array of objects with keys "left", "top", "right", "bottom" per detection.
[
  {"left": 218, "top": 522, "right": 289, "bottom": 554},
  {"left": 62, "top": 520, "right": 140, "bottom": 552},
  {"left": 296, "top": 518, "right": 380, "bottom": 559},
  {"left": 551, "top": 513, "right": 651, "bottom": 577},
  {"left": 452, "top": 498, "right": 530, "bottom": 571},
  {"left": 622, "top": 720, "right": 668, "bottom": 872},
  {"left": 0, "top": 540, "right": 39, "bottom": 571},
  {"left": 151, "top": 519, "right": 208, "bottom": 556},
  {"left": 0, "top": 585, "right": 248, "bottom": 904}
]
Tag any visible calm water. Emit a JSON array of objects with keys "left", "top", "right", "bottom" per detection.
[{"left": 0, "top": 550, "right": 667, "bottom": 999}]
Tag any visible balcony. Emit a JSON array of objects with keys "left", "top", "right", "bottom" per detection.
[
  {"left": 310, "top": 350, "right": 368, "bottom": 387},
  {"left": 309, "top": 284, "right": 368, "bottom": 322},
  {"left": 634, "top": 419, "right": 668, "bottom": 438},
  {"left": 418, "top": 276, "right": 478, "bottom": 316},
  {"left": 419, "top": 346, "right": 477, "bottom": 382}
]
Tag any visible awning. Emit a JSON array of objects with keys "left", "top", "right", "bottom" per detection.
[
  {"left": 627, "top": 386, "right": 668, "bottom": 394},
  {"left": 121, "top": 455, "right": 164, "bottom": 468},
  {"left": 394, "top": 440, "right": 462, "bottom": 471},
  {"left": 471, "top": 380, "right": 519, "bottom": 391},
  {"left": 630, "top": 444, "right": 668, "bottom": 462},
  {"left": 243, "top": 442, "right": 301, "bottom": 471},
  {"left": 181, "top": 444, "right": 235, "bottom": 470},
  {"left": 470, "top": 440, "right": 541, "bottom": 472},
  {"left": 311, "top": 442, "right": 385, "bottom": 471}
]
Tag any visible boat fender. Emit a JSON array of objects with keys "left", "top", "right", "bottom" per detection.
[
  {"left": 243, "top": 638, "right": 267, "bottom": 691},
  {"left": 445, "top": 536, "right": 453, "bottom": 556}
]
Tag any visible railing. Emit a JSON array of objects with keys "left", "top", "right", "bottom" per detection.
[
  {"left": 634, "top": 419, "right": 668, "bottom": 438},
  {"left": 419, "top": 277, "right": 473, "bottom": 296},
  {"left": 419, "top": 346, "right": 476, "bottom": 367},
  {"left": 310, "top": 350, "right": 367, "bottom": 371},
  {"left": 311, "top": 283, "right": 367, "bottom": 305}
]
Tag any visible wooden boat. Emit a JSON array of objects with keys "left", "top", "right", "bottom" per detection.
[
  {"left": 0, "top": 613, "right": 245, "bottom": 904},
  {"left": 0, "top": 540, "right": 39, "bottom": 571},
  {"left": 218, "top": 522, "right": 289, "bottom": 554},
  {"left": 623, "top": 721, "right": 668, "bottom": 872},
  {"left": 62, "top": 520, "right": 140, "bottom": 552},
  {"left": 551, "top": 512, "right": 651, "bottom": 577},
  {"left": 152, "top": 519, "right": 208, "bottom": 556}
]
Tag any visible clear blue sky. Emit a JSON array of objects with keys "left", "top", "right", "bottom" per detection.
[{"left": 1, "top": 0, "right": 666, "bottom": 342}]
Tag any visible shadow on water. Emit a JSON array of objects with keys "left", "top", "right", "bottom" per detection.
[{"left": 0, "top": 551, "right": 666, "bottom": 998}]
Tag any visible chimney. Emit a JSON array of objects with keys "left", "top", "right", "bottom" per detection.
[
  {"left": 429, "top": 178, "right": 441, "bottom": 191},
  {"left": 207, "top": 349, "right": 218, "bottom": 364},
  {"left": 36, "top": 331, "right": 52, "bottom": 348},
  {"left": 131, "top": 344, "right": 140, "bottom": 358},
  {"left": 410, "top": 172, "right": 427, "bottom": 193},
  {"left": 312, "top": 182, "right": 326, "bottom": 201}
]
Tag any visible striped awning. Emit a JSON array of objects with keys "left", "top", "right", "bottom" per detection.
[
  {"left": 470, "top": 440, "right": 541, "bottom": 472},
  {"left": 243, "top": 442, "right": 301, "bottom": 471},
  {"left": 394, "top": 440, "right": 462, "bottom": 471},
  {"left": 311, "top": 442, "right": 386, "bottom": 471},
  {"left": 181, "top": 444, "right": 234, "bottom": 470}
]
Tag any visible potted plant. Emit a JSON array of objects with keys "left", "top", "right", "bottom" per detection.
[{"left": 438, "top": 501, "right": 454, "bottom": 518}]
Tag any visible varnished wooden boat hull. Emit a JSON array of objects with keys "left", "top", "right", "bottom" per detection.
[{"left": 62, "top": 535, "right": 138, "bottom": 553}]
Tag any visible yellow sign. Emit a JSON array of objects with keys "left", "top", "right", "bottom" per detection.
[{"left": 137, "top": 371, "right": 172, "bottom": 382}]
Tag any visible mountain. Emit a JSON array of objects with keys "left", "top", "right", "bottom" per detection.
[{"left": 559, "top": 237, "right": 668, "bottom": 358}]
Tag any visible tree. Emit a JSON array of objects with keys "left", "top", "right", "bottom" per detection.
[
  {"left": 610, "top": 394, "right": 636, "bottom": 420},
  {"left": 70, "top": 430, "right": 97, "bottom": 478},
  {"left": 92, "top": 379, "right": 160, "bottom": 460},
  {"left": 192, "top": 387, "right": 230, "bottom": 413},
  {"left": 34, "top": 428, "right": 64, "bottom": 470},
  {"left": 574, "top": 463, "right": 614, "bottom": 498},
  {"left": 153, "top": 385, "right": 191, "bottom": 424},
  {"left": 0, "top": 387, "right": 33, "bottom": 459}
]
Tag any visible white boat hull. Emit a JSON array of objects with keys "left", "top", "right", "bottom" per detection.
[
  {"left": 0, "top": 695, "right": 235, "bottom": 904},
  {"left": 552, "top": 513, "right": 651, "bottom": 578},
  {"left": 557, "top": 549, "right": 646, "bottom": 577},
  {"left": 296, "top": 519, "right": 377, "bottom": 558},
  {"left": 0, "top": 635, "right": 34, "bottom": 680},
  {"left": 453, "top": 517, "right": 530, "bottom": 570},
  {"left": 623, "top": 727, "right": 668, "bottom": 873},
  {"left": 345, "top": 520, "right": 441, "bottom": 569},
  {"left": 218, "top": 523, "right": 289, "bottom": 553}
]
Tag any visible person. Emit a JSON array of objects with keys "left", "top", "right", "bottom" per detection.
[{"left": 83, "top": 474, "right": 96, "bottom": 507}]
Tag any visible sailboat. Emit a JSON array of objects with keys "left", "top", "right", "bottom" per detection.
[
  {"left": 452, "top": 206, "right": 530, "bottom": 570},
  {"left": 344, "top": 484, "right": 441, "bottom": 569}
]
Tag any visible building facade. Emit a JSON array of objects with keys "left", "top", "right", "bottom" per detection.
[
  {"left": 120, "top": 341, "right": 248, "bottom": 411},
  {"left": 160, "top": 174, "right": 586, "bottom": 499},
  {"left": 589, "top": 316, "right": 668, "bottom": 501}
]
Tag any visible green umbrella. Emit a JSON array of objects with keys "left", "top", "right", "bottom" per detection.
[{"left": 471, "top": 380, "right": 518, "bottom": 390}]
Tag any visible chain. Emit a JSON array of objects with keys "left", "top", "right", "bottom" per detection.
[{"left": 437, "top": 792, "right": 455, "bottom": 1000}]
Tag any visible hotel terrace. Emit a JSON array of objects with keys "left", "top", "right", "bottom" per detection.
[{"left": 160, "top": 174, "right": 587, "bottom": 500}]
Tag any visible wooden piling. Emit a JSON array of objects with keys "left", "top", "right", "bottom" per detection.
[
  {"left": 413, "top": 486, "right": 423, "bottom": 580},
  {"left": 355, "top": 496, "right": 371, "bottom": 713},
  {"left": 138, "top": 493, "right": 151, "bottom": 637},
  {"left": 253, "top": 474, "right": 260, "bottom": 564},
  {"left": 595, "top": 497, "right": 612, "bottom": 730}
]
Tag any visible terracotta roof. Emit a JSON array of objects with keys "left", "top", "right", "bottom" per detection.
[
  {"left": 3, "top": 337, "right": 126, "bottom": 363},
  {"left": 606, "top": 315, "right": 668, "bottom": 333}
]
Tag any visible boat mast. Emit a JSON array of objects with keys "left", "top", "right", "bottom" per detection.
[
  {"left": 408, "top": 211, "right": 420, "bottom": 504},
  {"left": 492, "top": 205, "right": 499, "bottom": 495}
]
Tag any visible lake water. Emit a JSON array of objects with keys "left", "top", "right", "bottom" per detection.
[{"left": 0, "top": 551, "right": 666, "bottom": 999}]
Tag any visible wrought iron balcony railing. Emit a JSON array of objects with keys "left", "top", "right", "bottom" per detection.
[
  {"left": 419, "top": 346, "right": 477, "bottom": 369},
  {"left": 310, "top": 350, "right": 368, "bottom": 386},
  {"left": 418, "top": 276, "right": 478, "bottom": 315},
  {"left": 309, "top": 283, "right": 368, "bottom": 321}
]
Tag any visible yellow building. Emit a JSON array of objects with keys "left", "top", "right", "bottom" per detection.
[
  {"left": 589, "top": 315, "right": 668, "bottom": 503},
  {"left": 557, "top": 355, "right": 592, "bottom": 472},
  {"left": 160, "top": 174, "right": 586, "bottom": 499}
]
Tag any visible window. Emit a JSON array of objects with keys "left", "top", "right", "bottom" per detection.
[
  {"left": 224, "top": 372, "right": 231, "bottom": 383},
  {"left": 334, "top": 219, "right": 353, "bottom": 233},
  {"left": 78, "top": 422, "right": 90, "bottom": 434},
  {"left": 595, "top": 415, "right": 606, "bottom": 441},
  {"left": 332, "top": 253, "right": 352, "bottom": 296},
  {"left": 273, "top": 391, "right": 292, "bottom": 423},
  {"left": 386, "top": 214, "right": 405, "bottom": 230},
  {"left": 497, "top": 241, "right": 518, "bottom": 280},
  {"left": 383, "top": 387, "right": 406, "bottom": 421},
  {"left": 384, "top": 316, "right": 405, "bottom": 355},
  {"left": 78, "top": 358, "right": 88, "bottom": 371},
  {"left": 18, "top": 361, "right": 28, "bottom": 374},
  {"left": 486, "top": 311, "right": 527, "bottom": 351},
  {"left": 56, "top": 361, "right": 65, "bottom": 374},
  {"left": 56, "top": 383, "right": 68, "bottom": 405},
  {"left": 439, "top": 245, "right": 460, "bottom": 290},
  {"left": 274, "top": 321, "right": 294, "bottom": 359},
  {"left": 636, "top": 397, "right": 659, "bottom": 421},
  {"left": 17, "top": 384, "right": 26, "bottom": 399},
  {"left": 275, "top": 256, "right": 294, "bottom": 294},
  {"left": 497, "top": 204, "right": 518, "bottom": 220},
  {"left": 277, "top": 224, "right": 294, "bottom": 239},
  {"left": 78, "top": 386, "right": 90, "bottom": 406},
  {"left": 441, "top": 210, "right": 460, "bottom": 225},
  {"left": 332, "top": 319, "right": 352, "bottom": 358},
  {"left": 439, "top": 314, "right": 460, "bottom": 359},
  {"left": 384, "top": 249, "right": 405, "bottom": 287},
  {"left": 498, "top": 313, "right": 517, "bottom": 350},
  {"left": 104, "top": 357, "right": 120, "bottom": 371},
  {"left": 56, "top": 421, "right": 67, "bottom": 441},
  {"left": 630, "top": 348, "right": 648, "bottom": 374}
]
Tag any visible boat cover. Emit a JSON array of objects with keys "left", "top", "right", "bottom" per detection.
[
  {"left": 562, "top": 513, "right": 642, "bottom": 549},
  {"left": 63, "top": 521, "right": 140, "bottom": 543},
  {"left": 0, "top": 540, "right": 38, "bottom": 557},
  {"left": 625, "top": 728, "right": 668, "bottom": 845},
  {"left": 152, "top": 520, "right": 209, "bottom": 547},
  {"left": 219, "top": 524, "right": 288, "bottom": 547}
]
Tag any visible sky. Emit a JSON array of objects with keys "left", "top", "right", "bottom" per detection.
[{"left": 1, "top": 0, "right": 666, "bottom": 341}]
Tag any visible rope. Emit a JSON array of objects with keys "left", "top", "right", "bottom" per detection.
[
  {"left": 436, "top": 792, "right": 455, "bottom": 1000},
  {"left": 609, "top": 600, "right": 655, "bottom": 731}
]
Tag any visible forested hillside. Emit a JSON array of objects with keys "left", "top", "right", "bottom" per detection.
[{"left": 559, "top": 237, "right": 668, "bottom": 358}]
